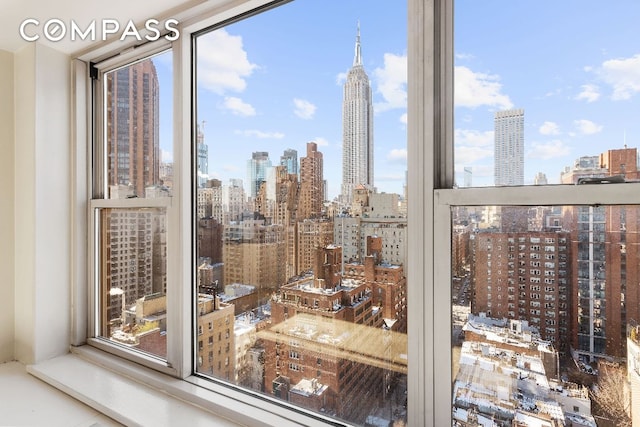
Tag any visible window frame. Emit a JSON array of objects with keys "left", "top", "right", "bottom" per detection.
[
  {"left": 86, "top": 39, "right": 181, "bottom": 376},
  {"left": 71, "top": 0, "right": 447, "bottom": 425}
]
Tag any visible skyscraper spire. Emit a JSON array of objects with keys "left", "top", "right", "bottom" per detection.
[{"left": 353, "top": 21, "right": 362, "bottom": 66}]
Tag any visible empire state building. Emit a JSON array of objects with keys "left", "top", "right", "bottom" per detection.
[{"left": 341, "top": 24, "right": 373, "bottom": 206}]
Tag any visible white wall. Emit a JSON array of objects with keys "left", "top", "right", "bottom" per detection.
[
  {"left": 0, "top": 49, "right": 15, "bottom": 363},
  {"left": 14, "top": 43, "right": 71, "bottom": 364}
]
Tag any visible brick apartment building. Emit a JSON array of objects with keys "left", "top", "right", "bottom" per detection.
[{"left": 262, "top": 243, "right": 407, "bottom": 423}]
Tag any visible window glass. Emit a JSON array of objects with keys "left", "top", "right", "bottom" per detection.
[
  {"left": 454, "top": 1, "right": 640, "bottom": 187},
  {"left": 105, "top": 53, "right": 173, "bottom": 199},
  {"left": 193, "top": 1, "right": 408, "bottom": 424},
  {"left": 452, "top": 204, "right": 638, "bottom": 426},
  {"left": 98, "top": 50, "right": 172, "bottom": 359},
  {"left": 98, "top": 207, "right": 168, "bottom": 358}
]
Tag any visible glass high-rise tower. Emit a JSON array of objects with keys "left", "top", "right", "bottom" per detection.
[
  {"left": 341, "top": 24, "right": 374, "bottom": 205},
  {"left": 247, "top": 151, "right": 272, "bottom": 198},
  {"left": 197, "top": 122, "right": 209, "bottom": 188},
  {"left": 494, "top": 109, "right": 524, "bottom": 186}
]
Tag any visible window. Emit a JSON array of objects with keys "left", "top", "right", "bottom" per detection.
[
  {"left": 87, "top": 0, "right": 414, "bottom": 425},
  {"left": 90, "top": 49, "right": 173, "bottom": 365},
  {"left": 447, "top": 1, "right": 639, "bottom": 425},
  {"left": 191, "top": 2, "right": 408, "bottom": 424}
]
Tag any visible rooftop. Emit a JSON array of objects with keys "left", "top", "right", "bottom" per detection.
[
  {"left": 463, "top": 314, "right": 554, "bottom": 354},
  {"left": 289, "top": 378, "right": 328, "bottom": 397},
  {"left": 453, "top": 316, "right": 595, "bottom": 427}
]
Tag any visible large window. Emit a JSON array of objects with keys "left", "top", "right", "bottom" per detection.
[
  {"left": 192, "top": 2, "right": 408, "bottom": 424},
  {"left": 88, "top": 1, "right": 414, "bottom": 425},
  {"left": 444, "top": 2, "right": 640, "bottom": 426},
  {"left": 78, "top": 0, "right": 640, "bottom": 424}
]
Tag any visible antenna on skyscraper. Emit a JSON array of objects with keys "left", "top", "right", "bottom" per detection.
[{"left": 353, "top": 21, "right": 362, "bottom": 66}]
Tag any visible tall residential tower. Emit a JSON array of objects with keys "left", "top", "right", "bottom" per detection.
[
  {"left": 341, "top": 24, "right": 374, "bottom": 205},
  {"left": 494, "top": 109, "right": 524, "bottom": 186},
  {"left": 106, "top": 60, "right": 160, "bottom": 198}
]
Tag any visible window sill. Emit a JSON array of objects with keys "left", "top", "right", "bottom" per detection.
[{"left": 27, "top": 346, "right": 339, "bottom": 427}]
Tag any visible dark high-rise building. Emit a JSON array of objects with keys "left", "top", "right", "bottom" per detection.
[
  {"left": 198, "top": 217, "right": 223, "bottom": 264},
  {"left": 106, "top": 60, "right": 160, "bottom": 198}
]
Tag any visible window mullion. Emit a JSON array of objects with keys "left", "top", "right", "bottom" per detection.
[
  {"left": 436, "top": 183, "right": 640, "bottom": 207},
  {"left": 165, "top": 28, "right": 194, "bottom": 379}
]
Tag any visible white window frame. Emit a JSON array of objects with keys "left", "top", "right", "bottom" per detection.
[
  {"left": 84, "top": 38, "right": 183, "bottom": 377},
  {"left": 67, "top": 0, "right": 456, "bottom": 425}
]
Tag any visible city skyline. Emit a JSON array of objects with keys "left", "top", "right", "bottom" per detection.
[
  {"left": 147, "top": 0, "right": 640, "bottom": 197},
  {"left": 184, "top": 0, "right": 408, "bottom": 200}
]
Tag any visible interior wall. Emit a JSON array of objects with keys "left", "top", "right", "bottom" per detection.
[
  {"left": 14, "top": 43, "right": 71, "bottom": 364},
  {"left": 0, "top": 49, "right": 15, "bottom": 363},
  {"left": 14, "top": 43, "right": 37, "bottom": 364}
]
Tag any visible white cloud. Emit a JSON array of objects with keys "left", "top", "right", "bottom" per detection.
[
  {"left": 313, "top": 137, "right": 330, "bottom": 147},
  {"left": 335, "top": 72, "right": 347, "bottom": 85},
  {"left": 574, "top": 119, "right": 603, "bottom": 135},
  {"left": 222, "top": 97, "right": 256, "bottom": 116},
  {"left": 454, "top": 129, "right": 494, "bottom": 165},
  {"left": 539, "top": 121, "right": 560, "bottom": 136},
  {"left": 400, "top": 113, "right": 407, "bottom": 125},
  {"left": 235, "top": 129, "right": 285, "bottom": 139},
  {"left": 455, "top": 145, "right": 493, "bottom": 165},
  {"left": 455, "top": 52, "right": 475, "bottom": 61},
  {"left": 455, "top": 129, "right": 494, "bottom": 147},
  {"left": 387, "top": 148, "right": 407, "bottom": 163},
  {"left": 197, "top": 29, "right": 257, "bottom": 94},
  {"left": 599, "top": 54, "right": 640, "bottom": 100},
  {"left": 543, "top": 88, "right": 562, "bottom": 98},
  {"left": 575, "top": 84, "right": 600, "bottom": 103},
  {"left": 527, "top": 140, "right": 570, "bottom": 160},
  {"left": 161, "top": 149, "right": 173, "bottom": 163},
  {"left": 455, "top": 66, "right": 513, "bottom": 109},
  {"left": 293, "top": 98, "right": 316, "bottom": 120},
  {"left": 373, "top": 53, "right": 407, "bottom": 112}
]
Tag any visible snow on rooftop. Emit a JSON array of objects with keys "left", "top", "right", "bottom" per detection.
[{"left": 289, "top": 378, "right": 328, "bottom": 397}]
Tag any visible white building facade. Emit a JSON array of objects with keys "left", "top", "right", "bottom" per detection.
[{"left": 494, "top": 109, "right": 524, "bottom": 186}]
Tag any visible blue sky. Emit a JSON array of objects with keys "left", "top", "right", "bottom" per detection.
[
  {"left": 155, "top": 0, "right": 640, "bottom": 196},
  {"left": 191, "top": 0, "right": 407, "bottom": 199},
  {"left": 455, "top": 0, "right": 640, "bottom": 186}
]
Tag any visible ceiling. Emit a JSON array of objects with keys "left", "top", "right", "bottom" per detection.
[{"left": 0, "top": 0, "right": 199, "bottom": 54}]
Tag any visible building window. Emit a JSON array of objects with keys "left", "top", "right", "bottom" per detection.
[
  {"left": 82, "top": 0, "right": 448, "bottom": 424},
  {"left": 191, "top": 1, "right": 408, "bottom": 424},
  {"left": 91, "top": 48, "right": 173, "bottom": 364},
  {"left": 446, "top": 1, "right": 640, "bottom": 424}
]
